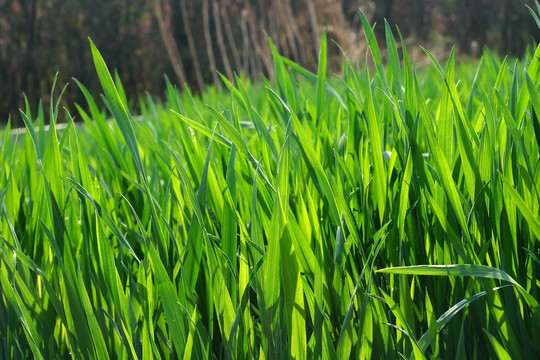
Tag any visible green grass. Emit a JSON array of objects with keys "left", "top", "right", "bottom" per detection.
[{"left": 1, "top": 7, "right": 540, "bottom": 359}]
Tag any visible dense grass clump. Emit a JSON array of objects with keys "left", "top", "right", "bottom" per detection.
[{"left": 1, "top": 9, "right": 540, "bottom": 359}]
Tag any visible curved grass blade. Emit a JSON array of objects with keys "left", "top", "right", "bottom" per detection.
[
  {"left": 416, "top": 285, "right": 512, "bottom": 353},
  {"left": 377, "top": 264, "right": 539, "bottom": 313}
]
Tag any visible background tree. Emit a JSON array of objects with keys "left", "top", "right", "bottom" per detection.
[{"left": 1, "top": 0, "right": 538, "bottom": 125}]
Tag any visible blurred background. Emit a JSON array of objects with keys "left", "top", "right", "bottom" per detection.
[{"left": 1, "top": 0, "right": 539, "bottom": 126}]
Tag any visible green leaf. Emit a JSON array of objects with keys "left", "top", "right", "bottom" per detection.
[
  {"left": 316, "top": 30, "right": 327, "bottom": 122},
  {"left": 377, "top": 264, "right": 539, "bottom": 312},
  {"left": 483, "top": 329, "right": 512, "bottom": 360}
]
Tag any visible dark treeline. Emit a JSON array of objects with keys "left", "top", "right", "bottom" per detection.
[{"left": 1, "top": 0, "right": 538, "bottom": 126}]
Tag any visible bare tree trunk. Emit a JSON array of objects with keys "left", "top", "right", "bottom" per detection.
[
  {"left": 213, "top": 0, "right": 233, "bottom": 80},
  {"left": 268, "top": 2, "right": 280, "bottom": 54},
  {"left": 203, "top": 0, "right": 220, "bottom": 88},
  {"left": 150, "top": 0, "right": 187, "bottom": 86},
  {"left": 240, "top": 9, "right": 252, "bottom": 76},
  {"left": 220, "top": 1, "right": 242, "bottom": 74},
  {"left": 180, "top": 0, "right": 204, "bottom": 90},
  {"left": 306, "top": 0, "right": 320, "bottom": 55},
  {"left": 283, "top": 0, "right": 305, "bottom": 64},
  {"left": 251, "top": 3, "right": 273, "bottom": 77},
  {"left": 245, "top": 4, "right": 264, "bottom": 78}
]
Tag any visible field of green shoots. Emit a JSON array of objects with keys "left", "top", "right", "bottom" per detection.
[{"left": 2, "top": 9, "right": 540, "bottom": 359}]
